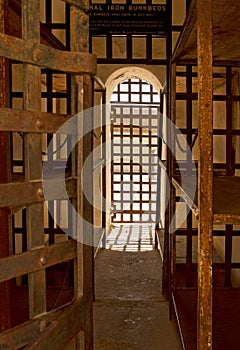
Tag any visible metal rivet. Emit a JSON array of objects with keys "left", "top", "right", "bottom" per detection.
[
  {"left": 36, "top": 119, "right": 44, "bottom": 130},
  {"left": 40, "top": 256, "right": 47, "bottom": 265},
  {"left": 37, "top": 188, "right": 44, "bottom": 198}
]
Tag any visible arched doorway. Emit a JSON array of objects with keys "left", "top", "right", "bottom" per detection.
[
  {"left": 104, "top": 68, "right": 163, "bottom": 251},
  {"left": 110, "top": 78, "right": 160, "bottom": 225}
]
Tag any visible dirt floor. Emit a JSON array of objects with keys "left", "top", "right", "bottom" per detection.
[{"left": 94, "top": 249, "right": 182, "bottom": 350}]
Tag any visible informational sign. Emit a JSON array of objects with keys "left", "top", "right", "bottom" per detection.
[{"left": 88, "top": 4, "right": 168, "bottom": 36}]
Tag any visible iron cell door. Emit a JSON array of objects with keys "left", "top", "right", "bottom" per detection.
[{"left": 111, "top": 79, "right": 160, "bottom": 224}]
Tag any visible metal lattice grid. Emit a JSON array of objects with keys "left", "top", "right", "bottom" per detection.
[{"left": 111, "top": 79, "right": 160, "bottom": 224}]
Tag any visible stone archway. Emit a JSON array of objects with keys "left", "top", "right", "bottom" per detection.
[{"left": 104, "top": 67, "right": 163, "bottom": 228}]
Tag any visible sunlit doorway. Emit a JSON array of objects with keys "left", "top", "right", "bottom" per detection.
[{"left": 109, "top": 78, "right": 160, "bottom": 251}]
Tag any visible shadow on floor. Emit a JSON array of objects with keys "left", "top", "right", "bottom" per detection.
[{"left": 94, "top": 226, "right": 182, "bottom": 350}]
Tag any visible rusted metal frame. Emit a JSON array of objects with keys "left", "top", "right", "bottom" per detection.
[
  {"left": 0, "top": 33, "right": 97, "bottom": 75},
  {"left": 0, "top": 240, "right": 77, "bottom": 284},
  {"left": 0, "top": 0, "right": 12, "bottom": 332},
  {"left": 22, "top": 0, "right": 46, "bottom": 319},
  {"left": 0, "top": 177, "right": 77, "bottom": 209},
  {"left": 214, "top": 214, "right": 240, "bottom": 225},
  {"left": 70, "top": 5, "right": 94, "bottom": 349},
  {"left": 197, "top": 0, "right": 213, "bottom": 348},
  {"left": 0, "top": 108, "right": 74, "bottom": 133}
]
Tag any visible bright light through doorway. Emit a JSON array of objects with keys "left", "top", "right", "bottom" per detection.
[{"left": 106, "top": 224, "right": 155, "bottom": 252}]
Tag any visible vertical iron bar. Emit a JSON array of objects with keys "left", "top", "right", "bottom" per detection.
[
  {"left": 70, "top": 4, "right": 94, "bottom": 349},
  {"left": 22, "top": 0, "right": 46, "bottom": 318},
  {"left": 197, "top": 0, "right": 213, "bottom": 348}
]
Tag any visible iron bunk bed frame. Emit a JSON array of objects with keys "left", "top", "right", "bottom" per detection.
[{"left": 163, "top": 0, "right": 240, "bottom": 349}]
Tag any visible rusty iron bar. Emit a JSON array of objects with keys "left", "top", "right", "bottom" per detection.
[
  {"left": 22, "top": 0, "right": 46, "bottom": 319},
  {"left": 213, "top": 214, "right": 240, "bottom": 226},
  {"left": 197, "top": 0, "right": 213, "bottom": 349},
  {"left": 0, "top": 108, "right": 75, "bottom": 133},
  {"left": 0, "top": 33, "right": 97, "bottom": 75},
  {"left": 0, "top": 240, "right": 77, "bottom": 283},
  {"left": 0, "top": 177, "right": 77, "bottom": 209},
  {"left": 70, "top": 3, "right": 95, "bottom": 349}
]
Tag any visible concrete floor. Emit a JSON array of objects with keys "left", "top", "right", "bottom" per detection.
[{"left": 93, "top": 226, "right": 182, "bottom": 350}]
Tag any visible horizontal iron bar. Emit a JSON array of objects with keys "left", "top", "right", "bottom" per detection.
[
  {"left": 214, "top": 213, "right": 240, "bottom": 225},
  {"left": 0, "top": 33, "right": 97, "bottom": 75},
  {"left": 0, "top": 108, "right": 75, "bottom": 133},
  {"left": 0, "top": 240, "right": 77, "bottom": 283},
  {"left": 0, "top": 177, "right": 76, "bottom": 208}
]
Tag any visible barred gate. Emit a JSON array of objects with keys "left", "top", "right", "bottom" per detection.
[{"left": 0, "top": 0, "right": 97, "bottom": 349}]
